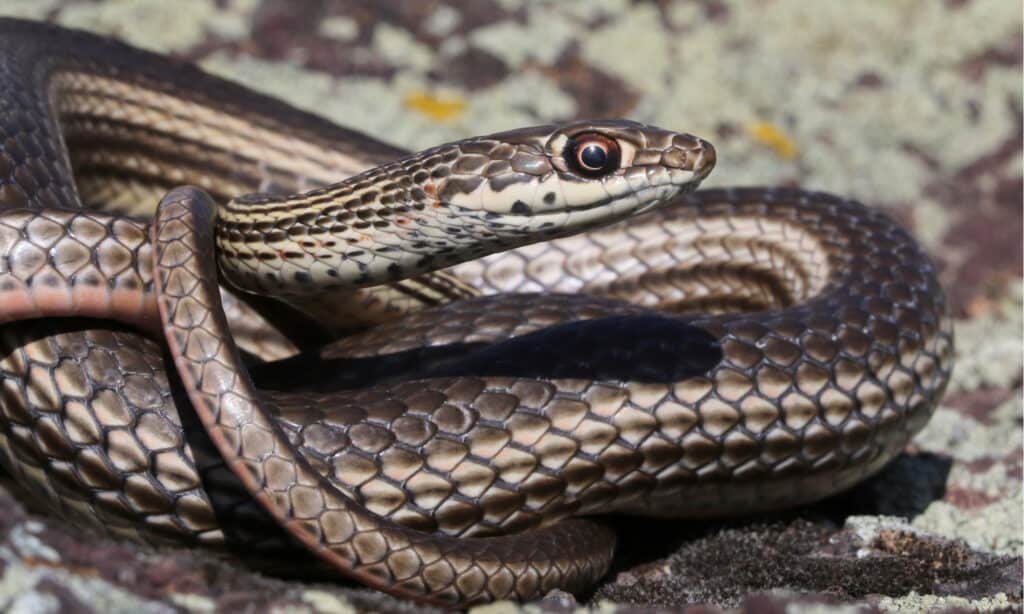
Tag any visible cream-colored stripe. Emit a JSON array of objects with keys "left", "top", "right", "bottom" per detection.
[{"left": 52, "top": 72, "right": 373, "bottom": 186}]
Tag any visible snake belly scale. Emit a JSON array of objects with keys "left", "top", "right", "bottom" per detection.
[{"left": 0, "top": 19, "right": 953, "bottom": 607}]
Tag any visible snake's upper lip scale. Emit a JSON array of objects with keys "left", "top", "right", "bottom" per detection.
[
  {"left": 669, "top": 137, "right": 716, "bottom": 179},
  {"left": 695, "top": 139, "right": 717, "bottom": 178}
]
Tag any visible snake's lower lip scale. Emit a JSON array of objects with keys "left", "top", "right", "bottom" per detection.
[{"left": 0, "top": 18, "right": 953, "bottom": 609}]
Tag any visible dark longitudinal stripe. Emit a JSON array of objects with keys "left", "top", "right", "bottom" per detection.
[
  {"left": 391, "top": 279, "right": 446, "bottom": 306},
  {"left": 51, "top": 69, "right": 403, "bottom": 171},
  {"left": 60, "top": 115, "right": 277, "bottom": 190},
  {"left": 394, "top": 272, "right": 478, "bottom": 304}
]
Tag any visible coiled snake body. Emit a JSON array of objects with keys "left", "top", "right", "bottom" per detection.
[{"left": 0, "top": 19, "right": 953, "bottom": 607}]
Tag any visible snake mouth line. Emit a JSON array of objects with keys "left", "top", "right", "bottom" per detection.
[{"left": 479, "top": 169, "right": 705, "bottom": 226}]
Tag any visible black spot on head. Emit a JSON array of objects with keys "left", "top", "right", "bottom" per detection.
[
  {"left": 544, "top": 191, "right": 556, "bottom": 205},
  {"left": 294, "top": 271, "right": 312, "bottom": 283},
  {"left": 511, "top": 200, "right": 531, "bottom": 215}
]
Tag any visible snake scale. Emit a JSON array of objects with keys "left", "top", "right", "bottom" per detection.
[{"left": 0, "top": 19, "right": 953, "bottom": 607}]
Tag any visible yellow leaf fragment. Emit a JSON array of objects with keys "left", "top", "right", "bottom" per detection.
[
  {"left": 404, "top": 91, "right": 466, "bottom": 122},
  {"left": 747, "top": 121, "right": 799, "bottom": 160}
]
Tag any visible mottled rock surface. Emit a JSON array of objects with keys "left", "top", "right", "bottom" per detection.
[{"left": 0, "top": 1, "right": 1019, "bottom": 612}]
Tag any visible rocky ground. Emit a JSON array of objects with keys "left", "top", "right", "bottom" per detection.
[{"left": 0, "top": 1, "right": 1020, "bottom": 612}]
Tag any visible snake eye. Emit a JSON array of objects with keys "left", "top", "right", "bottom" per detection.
[{"left": 565, "top": 133, "right": 621, "bottom": 177}]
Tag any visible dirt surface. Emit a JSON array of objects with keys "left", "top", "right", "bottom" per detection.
[{"left": 0, "top": 1, "right": 1020, "bottom": 612}]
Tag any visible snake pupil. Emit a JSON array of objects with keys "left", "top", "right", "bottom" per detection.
[{"left": 580, "top": 144, "right": 607, "bottom": 170}]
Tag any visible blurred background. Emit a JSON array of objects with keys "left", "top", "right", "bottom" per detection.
[{"left": 0, "top": 1, "right": 1019, "bottom": 611}]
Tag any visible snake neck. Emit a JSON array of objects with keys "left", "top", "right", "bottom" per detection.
[{"left": 213, "top": 146, "right": 454, "bottom": 295}]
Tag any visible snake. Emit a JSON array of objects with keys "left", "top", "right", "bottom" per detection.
[{"left": 0, "top": 18, "right": 953, "bottom": 608}]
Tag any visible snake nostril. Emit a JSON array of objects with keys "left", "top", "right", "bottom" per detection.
[{"left": 661, "top": 147, "right": 688, "bottom": 169}]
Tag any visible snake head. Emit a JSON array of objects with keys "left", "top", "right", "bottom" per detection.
[
  {"left": 218, "top": 121, "right": 714, "bottom": 292},
  {"left": 432, "top": 120, "right": 715, "bottom": 238}
]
